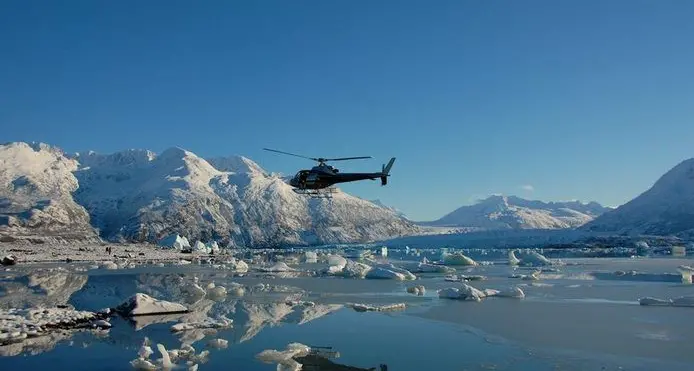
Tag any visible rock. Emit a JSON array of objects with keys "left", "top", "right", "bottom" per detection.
[{"left": 1, "top": 255, "right": 17, "bottom": 266}]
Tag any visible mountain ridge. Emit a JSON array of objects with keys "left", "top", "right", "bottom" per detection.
[
  {"left": 422, "top": 194, "right": 612, "bottom": 231},
  {"left": 583, "top": 158, "right": 694, "bottom": 238},
  {"left": 1, "top": 141, "right": 418, "bottom": 246}
]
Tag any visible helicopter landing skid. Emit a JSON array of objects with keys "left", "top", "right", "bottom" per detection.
[{"left": 292, "top": 187, "right": 337, "bottom": 199}]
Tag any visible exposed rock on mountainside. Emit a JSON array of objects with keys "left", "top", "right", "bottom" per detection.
[
  {"left": 0, "top": 142, "right": 98, "bottom": 242},
  {"left": 1, "top": 142, "right": 418, "bottom": 246},
  {"left": 584, "top": 158, "right": 694, "bottom": 237}
]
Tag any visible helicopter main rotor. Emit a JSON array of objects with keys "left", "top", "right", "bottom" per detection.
[{"left": 263, "top": 148, "right": 372, "bottom": 165}]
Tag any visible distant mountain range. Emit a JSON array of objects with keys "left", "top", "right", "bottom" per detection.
[
  {"left": 2, "top": 141, "right": 693, "bottom": 245},
  {"left": 583, "top": 158, "right": 694, "bottom": 238},
  {"left": 421, "top": 195, "right": 612, "bottom": 230},
  {"left": 0, "top": 142, "right": 418, "bottom": 246}
]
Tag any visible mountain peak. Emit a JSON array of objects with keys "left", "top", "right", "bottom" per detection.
[
  {"left": 427, "top": 195, "right": 610, "bottom": 230},
  {"left": 584, "top": 157, "right": 694, "bottom": 237},
  {"left": 207, "top": 155, "right": 267, "bottom": 175}
]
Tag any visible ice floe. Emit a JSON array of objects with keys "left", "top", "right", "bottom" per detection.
[
  {"left": 115, "top": 293, "right": 188, "bottom": 316},
  {"left": 438, "top": 283, "right": 525, "bottom": 302},
  {"left": 348, "top": 303, "right": 406, "bottom": 312},
  {"left": 256, "top": 342, "right": 312, "bottom": 371},
  {"left": 677, "top": 265, "right": 694, "bottom": 284},
  {"left": 639, "top": 295, "right": 694, "bottom": 307}
]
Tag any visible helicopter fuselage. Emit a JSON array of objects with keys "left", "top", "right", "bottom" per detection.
[{"left": 289, "top": 165, "right": 386, "bottom": 189}]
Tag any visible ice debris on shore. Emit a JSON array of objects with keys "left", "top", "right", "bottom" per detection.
[
  {"left": 116, "top": 293, "right": 188, "bottom": 316},
  {"left": 639, "top": 296, "right": 694, "bottom": 307},
  {"left": 0, "top": 307, "right": 110, "bottom": 346}
]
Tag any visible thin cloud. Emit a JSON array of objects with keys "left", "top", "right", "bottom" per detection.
[{"left": 520, "top": 184, "right": 534, "bottom": 192}]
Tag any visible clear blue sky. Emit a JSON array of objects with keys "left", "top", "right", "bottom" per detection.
[{"left": 2, "top": 1, "right": 693, "bottom": 220}]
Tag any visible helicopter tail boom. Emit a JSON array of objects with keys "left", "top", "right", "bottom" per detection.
[{"left": 380, "top": 157, "right": 395, "bottom": 185}]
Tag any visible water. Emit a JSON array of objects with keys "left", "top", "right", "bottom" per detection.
[{"left": 2, "top": 255, "right": 694, "bottom": 370}]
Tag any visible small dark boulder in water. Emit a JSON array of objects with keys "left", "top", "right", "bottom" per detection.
[{"left": 2, "top": 255, "right": 17, "bottom": 266}]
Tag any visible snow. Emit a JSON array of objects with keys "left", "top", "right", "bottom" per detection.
[
  {"left": 584, "top": 158, "right": 694, "bottom": 236},
  {"left": 115, "top": 293, "right": 188, "bottom": 316},
  {"left": 426, "top": 195, "right": 610, "bottom": 230}
]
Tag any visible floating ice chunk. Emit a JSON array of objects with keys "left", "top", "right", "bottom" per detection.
[
  {"left": 170, "top": 316, "right": 233, "bottom": 332},
  {"left": 327, "top": 255, "right": 347, "bottom": 267},
  {"left": 349, "top": 303, "right": 406, "bottom": 312},
  {"left": 407, "top": 285, "right": 426, "bottom": 296},
  {"left": 139, "top": 345, "right": 154, "bottom": 359},
  {"left": 517, "top": 251, "right": 552, "bottom": 266},
  {"left": 639, "top": 297, "right": 672, "bottom": 306},
  {"left": 438, "top": 284, "right": 486, "bottom": 301},
  {"left": 368, "top": 264, "right": 416, "bottom": 280},
  {"left": 207, "top": 338, "right": 228, "bottom": 349},
  {"left": 116, "top": 293, "right": 188, "bottom": 316},
  {"left": 413, "top": 262, "right": 456, "bottom": 274},
  {"left": 304, "top": 251, "right": 317, "bottom": 263},
  {"left": 677, "top": 265, "right": 694, "bottom": 284},
  {"left": 156, "top": 344, "right": 172, "bottom": 368},
  {"left": 207, "top": 285, "right": 227, "bottom": 299},
  {"left": 130, "top": 358, "right": 157, "bottom": 370},
  {"left": 342, "top": 260, "right": 372, "bottom": 278},
  {"left": 100, "top": 261, "right": 119, "bottom": 270},
  {"left": 483, "top": 289, "right": 500, "bottom": 297},
  {"left": 365, "top": 267, "right": 405, "bottom": 280},
  {"left": 508, "top": 250, "right": 520, "bottom": 266},
  {"left": 442, "top": 252, "right": 478, "bottom": 266},
  {"left": 256, "top": 343, "right": 312, "bottom": 370},
  {"left": 260, "top": 262, "right": 295, "bottom": 272},
  {"left": 496, "top": 287, "right": 525, "bottom": 299},
  {"left": 380, "top": 247, "right": 388, "bottom": 257},
  {"left": 188, "top": 364, "right": 198, "bottom": 371},
  {"left": 672, "top": 296, "right": 694, "bottom": 307}
]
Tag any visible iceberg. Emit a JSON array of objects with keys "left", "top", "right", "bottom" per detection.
[
  {"left": 441, "top": 252, "right": 478, "bottom": 266},
  {"left": 438, "top": 284, "right": 486, "bottom": 301},
  {"left": 677, "top": 265, "right": 694, "bottom": 284},
  {"left": 115, "top": 293, "right": 188, "bottom": 316}
]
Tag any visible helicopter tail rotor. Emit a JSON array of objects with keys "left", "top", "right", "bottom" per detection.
[{"left": 380, "top": 157, "right": 395, "bottom": 186}]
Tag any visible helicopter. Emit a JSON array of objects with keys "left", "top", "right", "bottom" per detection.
[{"left": 263, "top": 148, "right": 396, "bottom": 197}]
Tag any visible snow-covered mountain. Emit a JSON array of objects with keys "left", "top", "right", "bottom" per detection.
[
  {"left": 0, "top": 142, "right": 99, "bottom": 242},
  {"left": 583, "top": 158, "right": 694, "bottom": 237},
  {"left": 0, "top": 142, "right": 418, "bottom": 246},
  {"left": 423, "top": 195, "right": 610, "bottom": 230},
  {"left": 369, "top": 199, "right": 407, "bottom": 218}
]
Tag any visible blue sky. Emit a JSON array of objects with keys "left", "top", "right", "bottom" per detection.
[{"left": 2, "top": 1, "right": 693, "bottom": 221}]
